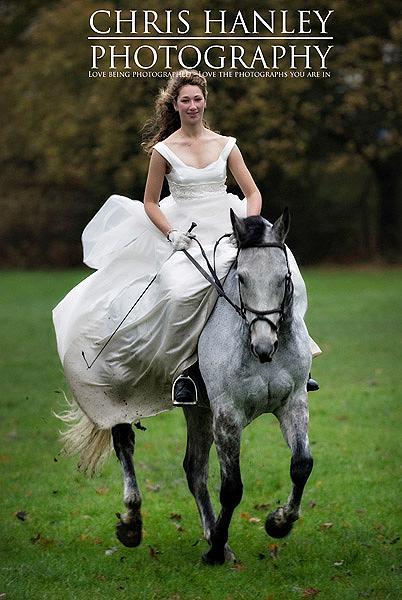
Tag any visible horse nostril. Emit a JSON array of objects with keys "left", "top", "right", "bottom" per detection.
[{"left": 251, "top": 343, "right": 273, "bottom": 363}]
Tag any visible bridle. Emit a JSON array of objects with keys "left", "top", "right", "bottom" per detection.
[
  {"left": 236, "top": 242, "right": 294, "bottom": 334},
  {"left": 82, "top": 224, "right": 294, "bottom": 369},
  {"left": 183, "top": 230, "right": 294, "bottom": 335}
]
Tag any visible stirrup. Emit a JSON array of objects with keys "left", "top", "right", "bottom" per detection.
[
  {"left": 172, "top": 374, "right": 198, "bottom": 406},
  {"left": 307, "top": 377, "right": 320, "bottom": 392}
]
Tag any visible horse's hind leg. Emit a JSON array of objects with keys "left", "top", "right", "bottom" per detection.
[
  {"left": 182, "top": 406, "right": 216, "bottom": 544},
  {"left": 112, "top": 423, "right": 142, "bottom": 547},
  {"left": 266, "top": 393, "right": 313, "bottom": 538}
]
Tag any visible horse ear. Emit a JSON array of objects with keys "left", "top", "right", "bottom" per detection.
[
  {"left": 272, "top": 207, "right": 290, "bottom": 242},
  {"left": 230, "top": 209, "right": 247, "bottom": 242}
]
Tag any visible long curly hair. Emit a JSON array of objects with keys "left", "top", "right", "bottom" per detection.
[{"left": 141, "top": 70, "right": 212, "bottom": 155}]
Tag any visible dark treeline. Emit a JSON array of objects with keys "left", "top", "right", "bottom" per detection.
[{"left": 0, "top": 0, "right": 401, "bottom": 267}]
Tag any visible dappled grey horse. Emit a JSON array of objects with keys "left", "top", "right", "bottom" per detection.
[{"left": 112, "top": 209, "right": 314, "bottom": 564}]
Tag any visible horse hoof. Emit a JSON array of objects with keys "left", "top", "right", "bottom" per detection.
[
  {"left": 116, "top": 514, "right": 142, "bottom": 548},
  {"left": 202, "top": 549, "right": 225, "bottom": 566},
  {"left": 265, "top": 508, "right": 294, "bottom": 539},
  {"left": 224, "top": 544, "right": 236, "bottom": 563}
]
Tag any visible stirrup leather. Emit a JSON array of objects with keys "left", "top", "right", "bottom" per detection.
[{"left": 172, "top": 374, "right": 198, "bottom": 406}]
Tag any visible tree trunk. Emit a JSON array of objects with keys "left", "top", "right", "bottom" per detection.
[{"left": 370, "top": 154, "right": 402, "bottom": 260}]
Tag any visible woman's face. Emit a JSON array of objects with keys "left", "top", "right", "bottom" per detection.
[{"left": 173, "top": 84, "right": 206, "bottom": 125}]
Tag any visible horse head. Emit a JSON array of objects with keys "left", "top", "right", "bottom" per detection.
[{"left": 230, "top": 208, "right": 292, "bottom": 363}]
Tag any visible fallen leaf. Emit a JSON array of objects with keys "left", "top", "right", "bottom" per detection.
[
  {"left": 14, "top": 511, "right": 28, "bottom": 521},
  {"left": 175, "top": 523, "right": 185, "bottom": 532},
  {"left": 308, "top": 501, "right": 316, "bottom": 509},
  {"left": 149, "top": 546, "right": 161, "bottom": 559},
  {"left": 170, "top": 513, "right": 182, "bottom": 521},
  {"left": 231, "top": 561, "right": 246, "bottom": 571},
  {"left": 79, "top": 534, "right": 102, "bottom": 545},
  {"left": 249, "top": 517, "right": 261, "bottom": 523},
  {"left": 96, "top": 575, "right": 108, "bottom": 581},
  {"left": 268, "top": 543, "right": 279, "bottom": 559},
  {"left": 95, "top": 487, "right": 110, "bottom": 495},
  {"left": 145, "top": 480, "right": 161, "bottom": 492},
  {"left": 302, "top": 588, "right": 320, "bottom": 597},
  {"left": 30, "top": 532, "right": 54, "bottom": 547},
  {"left": 105, "top": 547, "right": 119, "bottom": 556},
  {"left": 319, "top": 522, "right": 333, "bottom": 530},
  {"left": 240, "top": 512, "right": 250, "bottom": 520},
  {"left": 333, "top": 560, "right": 344, "bottom": 567},
  {"left": 254, "top": 503, "right": 271, "bottom": 510}
]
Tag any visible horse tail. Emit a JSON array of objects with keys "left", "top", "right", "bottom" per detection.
[{"left": 54, "top": 394, "right": 112, "bottom": 477}]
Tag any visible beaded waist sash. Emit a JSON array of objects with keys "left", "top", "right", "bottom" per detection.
[{"left": 168, "top": 181, "right": 227, "bottom": 204}]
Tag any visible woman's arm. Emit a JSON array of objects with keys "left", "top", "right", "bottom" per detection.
[
  {"left": 227, "top": 145, "right": 262, "bottom": 216},
  {"left": 143, "top": 149, "right": 173, "bottom": 237},
  {"left": 143, "top": 150, "right": 192, "bottom": 251}
]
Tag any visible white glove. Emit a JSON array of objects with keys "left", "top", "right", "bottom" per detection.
[{"left": 167, "top": 229, "right": 192, "bottom": 251}]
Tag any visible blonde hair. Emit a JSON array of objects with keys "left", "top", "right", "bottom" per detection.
[{"left": 141, "top": 69, "right": 211, "bottom": 154}]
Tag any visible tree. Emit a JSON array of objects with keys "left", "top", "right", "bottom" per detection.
[{"left": 0, "top": 0, "right": 401, "bottom": 265}]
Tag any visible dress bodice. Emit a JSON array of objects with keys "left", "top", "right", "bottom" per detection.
[{"left": 153, "top": 137, "right": 237, "bottom": 203}]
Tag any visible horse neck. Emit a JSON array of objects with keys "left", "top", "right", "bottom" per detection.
[{"left": 222, "top": 263, "right": 240, "bottom": 302}]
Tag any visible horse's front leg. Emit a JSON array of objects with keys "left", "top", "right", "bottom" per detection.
[
  {"left": 266, "top": 392, "right": 313, "bottom": 538},
  {"left": 112, "top": 423, "right": 142, "bottom": 547},
  {"left": 203, "top": 412, "right": 243, "bottom": 565}
]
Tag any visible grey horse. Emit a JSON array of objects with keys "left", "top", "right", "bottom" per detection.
[{"left": 111, "top": 208, "right": 314, "bottom": 565}]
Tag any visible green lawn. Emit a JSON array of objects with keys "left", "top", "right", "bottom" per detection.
[{"left": 0, "top": 269, "right": 401, "bottom": 600}]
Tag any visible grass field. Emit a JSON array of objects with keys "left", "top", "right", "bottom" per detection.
[{"left": 0, "top": 269, "right": 401, "bottom": 600}]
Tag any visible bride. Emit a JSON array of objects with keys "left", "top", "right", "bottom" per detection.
[{"left": 53, "top": 69, "right": 319, "bottom": 430}]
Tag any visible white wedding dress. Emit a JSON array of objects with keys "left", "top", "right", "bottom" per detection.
[{"left": 53, "top": 136, "right": 320, "bottom": 429}]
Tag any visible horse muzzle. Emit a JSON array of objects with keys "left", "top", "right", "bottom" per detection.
[{"left": 251, "top": 340, "right": 278, "bottom": 363}]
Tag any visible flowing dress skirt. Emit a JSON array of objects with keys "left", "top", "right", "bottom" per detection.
[{"left": 53, "top": 191, "right": 247, "bottom": 428}]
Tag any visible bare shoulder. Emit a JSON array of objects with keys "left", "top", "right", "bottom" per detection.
[
  {"left": 204, "top": 131, "right": 233, "bottom": 151},
  {"left": 162, "top": 132, "right": 177, "bottom": 145}
]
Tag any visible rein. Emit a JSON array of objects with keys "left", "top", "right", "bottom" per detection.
[
  {"left": 184, "top": 235, "right": 294, "bottom": 335},
  {"left": 81, "top": 223, "right": 293, "bottom": 369}
]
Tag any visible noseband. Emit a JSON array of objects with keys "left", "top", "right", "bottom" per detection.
[{"left": 237, "top": 242, "right": 294, "bottom": 334}]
